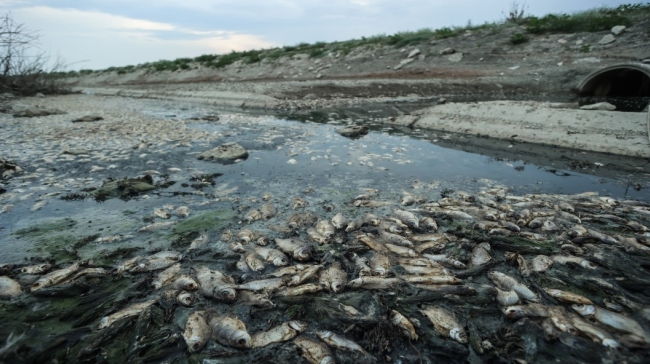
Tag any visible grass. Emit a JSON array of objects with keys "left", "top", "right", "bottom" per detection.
[{"left": 65, "top": 2, "right": 650, "bottom": 77}]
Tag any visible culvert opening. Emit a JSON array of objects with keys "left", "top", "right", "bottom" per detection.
[{"left": 578, "top": 64, "right": 650, "bottom": 112}]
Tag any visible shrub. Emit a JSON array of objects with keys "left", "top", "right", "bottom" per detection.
[
  {"left": 509, "top": 33, "right": 529, "bottom": 45},
  {"left": 526, "top": 11, "right": 631, "bottom": 34}
]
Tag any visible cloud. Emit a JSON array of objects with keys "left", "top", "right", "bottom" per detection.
[{"left": 4, "top": 6, "right": 275, "bottom": 69}]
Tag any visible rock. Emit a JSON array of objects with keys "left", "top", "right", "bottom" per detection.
[
  {"left": 598, "top": 34, "right": 616, "bottom": 45},
  {"left": 573, "top": 57, "right": 601, "bottom": 64},
  {"left": 1, "top": 158, "right": 23, "bottom": 180},
  {"left": 302, "top": 94, "right": 318, "bottom": 100},
  {"left": 200, "top": 115, "right": 219, "bottom": 121},
  {"left": 336, "top": 125, "right": 369, "bottom": 139},
  {"left": 316, "top": 73, "right": 322, "bottom": 79},
  {"left": 447, "top": 53, "right": 463, "bottom": 62},
  {"left": 35, "top": 93, "right": 44, "bottom": 98},
  {"left": 197, "top": 142, "right": 249, "bottom": 163},
  {"left": 407, "top": 49, "right": 421, "bottom": 58},
  {"left": 12, "top": 105, "right": 66, "bottom": 118},
  {"left": 579, "top": 102, "right": 616, "bottom": 111},
  {"left": 438, "top": 98, "right": 447, "bottom": 104},
  {"left": 418, "top": 54, "right": 426, "bottom": 61},
  {"left": 394, "top": 58, "right": 414, "bottom": 70},
  {"left": 611, "top": 25, "right": 626, "bottom": 35},
  {"left": 72, "top": 114, "right": 103, "bottom": 123},
  {"left": 440, "top": 48, "right": 456, "bottom": 55},
  {"left": 557, "top": 39, "right": 567, "bottom": 44}
]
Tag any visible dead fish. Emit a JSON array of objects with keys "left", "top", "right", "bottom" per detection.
[
  {"left": 488, "top": 271, "right": 539, "bottom": 302},
  {"left": 551, "top": 255, "right": 597, "bottom": 270},
  {"left": 30, "top": 200, "right": 48, "bottom": 212},
  {"left": 151, "top": 263, "right": 181, "bottom": 290},
  {"left": 356, "top": 233, "right": 388, "bottom": 253},
  {"left": 503, "top": 303, "right": 552, "bottom": 318},
  {"left": 363, "top": 213, "right": 381, "bottom": 226},
  {"left": 571, "top": 316, "right": 620, "bottom": 349},
  {"left": 331, "top": 213, "right": 349, "bottom": 230},
  {"left": 177, "top": 291, "right": 194, "bottom": 307},
  {"left": 261, "top": 192, "right": 273, "bottom": 201},
  {"left": 174, "top": 206, "right": 190, "bottom": 217},
  {"left": 400, "top": 264, "right": 449, "bottom": 276},
  {"left": 31, "top": 262, "right": 81, "bottom": 292},
  {"left": 572, "top": 304, "right": 649, "bottom": 340},
  {"left": 558, "top": 201, "right": 575, "bottom": 213},
  {"left": 306, "top": 228, "right": 329, "bottom": 244},
  {"left": 209, "top": 314, "right": 251, "bottom": 348},
  {"left": 188, "top": 232, "right": 209, "bottom": 251},
  {"left": 244, "top": 209, "right": 262, "bottom": 223},
  {"left": 251, "top": 321, "right": 308, "bottom": 348},
  {"left": 316, "top": 220, "right": 336, "bottom": 238},
  {"left": 391, "top": 309, "right": 418, "bottom": 340},
  {"left": 352, "top": 254, "right": 372, "bottom": 277},
  {"left": 385, "top": 244, "right": 417, "bottom": 257},
  {"left": 294, "top": 336, "right": 335, "bottom": 364},
  {"left": 268, "top": 264, "right": 309, "bottom": 278},
  {"left": 275, "top": 283, "right": 323, "bottom": 296},
  {"left": 345, "top": 218, "right": 365, "bottom": 232},
  {"left": 316, "top": 330, "right": 373, "bottom": 358},
  {"left": 444, "top": 210, "right": 474, "bottom": 221},
  {"left": 530, "top": 255, "right": 553, "bottom": 272},
  {"left": 286, "top": 212, "right": 318, "bottom": 229},
  {"left": 543, "top": 289, "right": 592, "bottom": 304},
  {"left": 153, "top": 208, "right": 171, "bottom": 219},
  {"left": 94, "top": 234, "right": 127, "bottom": 244},
  {"left": 354, "top": 199, "right": 395, "bottom": 208},
  {"left": 393, "top": 209, "right": 419, "bottom": 228},
  {"left": 236, "top": 278, "right": 285, "bottom": 292},
  {"left": 348, "top": 277, "right": 401, "bottom": 290},
  {"left": 293, "top": 197, "right": 308, "bottom": 209},
  {"left": 275, "top": 238, "right": 313, "bottom": 261},
  {"left": 130, "top": 251, "right": 183, "bottom": 272},
  {"left": 398, "top": 258, "right": 433, "bottom": 267},
  {"left": 495, "top": 287, "right": 519, "bottom": 306},
  {"left": 238, "top": 290, "right": 276, "bottom": 308},
  {"left": 137, "top": 221, "right": 177, "bottom": 232},
  {"left": 220, "top": 229, "right": 234, "bottom": 242},
  {"left": 229, "top": 242, "right": 246, "bottom": 253},
  {"left": 195, "top": 266, "right": 237, "bottom": 302},
  {"left": 98, "top": 299, "right": 157, "bottom": 329},
  {"left": 587, "top": 229, "right": 617, "bottom": 244},
  {"left": 423, "top": 254, "right": 466, "bottom": 269},
  {"left": 260, "top": 203, "right": 276, "bottom": 219},
  {"left": 183, "top": 310, "right": 211, "bottom": 353},
  {"left": 401, "top": 275, "right": 462, "bottom": 285},
  {"left": 469, "top": 243, "right": 491, "bottom": 268},
  {"left": 419, "top": 305, "right": 467, "bottom": 343},
  {"left": 369, "top": 253, "right": 391, "bottom": 277},
  {"left": 245, "top": 254, "right": 266, "bottom": 272},
  {"left": 20, "top": 263, "right": 52, "bottom": 275},
  {"left": 286, "top": 264, "right": 322, "bottom": 286},
  {"left": 254, "top": 247, "right": 289, "bottom": 266},
  {"left": 420, "top": 217, "right": 438, "bottom": 231},
  {"left": 379, "top": 231, "right": 413, "bottom": 248},
  {"left": 172, "top": 275, "right": 198, "bottom": 291},
  {"left": 557, "top": 210, "right": 581, "bottom": 224},
  {"left": 319, "top": 262, "right": 347, "bottom": 293},
  {"left": 0, "top": 276, "right": 22, "bottom": 299},
  {"left": 236, "top": 229, "right": 256, "bottom": 243}
]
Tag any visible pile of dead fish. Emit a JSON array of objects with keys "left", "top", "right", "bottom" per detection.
[{"left": 3, "top": 188, "right": 650, "bottom": 363}]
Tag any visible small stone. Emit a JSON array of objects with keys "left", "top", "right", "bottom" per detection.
[
  {"left": 394, "top": 58, "right": 414, "bottom": 70},
  {"left": 336, "top": 125, "right": 369, "bottom": 139},
  {"left": 447, "top": 53, "right": 463, "bottom": 62},
  {"left": 598, "top": 34, "right": 616, "bottom": 45},
  {"left": 611, "top": 25, "right": 626, "bottom": 35},
  {"left": 575, "top": 39, "right": 583, "bottom": 45},
  {"left": 407, "top": 49, "right": 421, "bottom": 58},
  {"left": 35, "top": 93, "right": 44, "bottom": 98},
  {"left": 573, "top": 57, "right": 601, "bottom": 64},
  {"left": 316, "top": 73, "right": 322, "bottom": 79},
  {"left": 440, "top": 48, "right": 456, "bottom": 55},
  {"left": 72, "top": 114, "right": 103, "bottom": 123},
  {"left": 557, "top": 62, "right": 563, "bottom": 67},
  {"left": 557, "top": 39, "right": 567, "bottom": 44},
  {"left": 579, "top": 102, "right": 616, "bottom": 111},
  {"left": 438, "top": 98, "right": 447, "bottom": 104},
  {"left": 197, "top": 142, "right": 249, "bottom": 163}
]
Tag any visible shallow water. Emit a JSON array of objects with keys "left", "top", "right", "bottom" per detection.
[{"left": 2, "top": 98, "right": 650, "bottom": 363}]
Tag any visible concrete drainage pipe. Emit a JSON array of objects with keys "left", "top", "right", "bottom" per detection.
[{"left": 577, "top": 62, "right": 650, "bottom": 112}]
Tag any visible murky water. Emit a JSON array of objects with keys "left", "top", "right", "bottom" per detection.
[{"left": 1, "top": 98, "right": 650, "bottom": 363}]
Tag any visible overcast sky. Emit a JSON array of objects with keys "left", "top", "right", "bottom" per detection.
[{"left": 0, "top": 0, "right": 635, "bottom": 70}]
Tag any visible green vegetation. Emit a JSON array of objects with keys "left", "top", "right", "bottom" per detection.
[
  {"left": 509, "top": 33, "right": 529, "bottom": 45},
  {"left": 66, "top": 2, "right": 649, "bottom": 77}
]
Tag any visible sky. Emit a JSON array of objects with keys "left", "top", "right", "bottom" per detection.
[{"left": 0, "top": 0, "right": 636, "bottom": 70}]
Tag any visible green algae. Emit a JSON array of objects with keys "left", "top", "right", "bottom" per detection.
[{"left": 171, "top": 209, "right": 236, "bottom": 237}]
